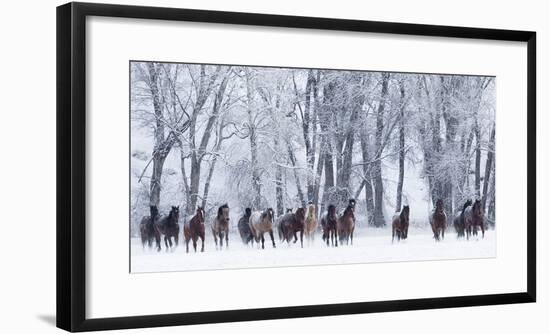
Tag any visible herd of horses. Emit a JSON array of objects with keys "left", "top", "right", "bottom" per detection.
[{"left": 139, "top": 198, "right": 486, "bottom": 252}]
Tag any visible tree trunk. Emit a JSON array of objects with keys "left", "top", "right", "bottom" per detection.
[
  {"left": 395, "top": 80, "right": 406, "bottom": 211},
  {"left": 482, "top": 125, "right": 495, "bottom": 210},
  {"left": 245, "top": 69, "right": 262, "bottom": 209},
  {"left": 372, "top": 73, "right": 389, "bottom": 227}
]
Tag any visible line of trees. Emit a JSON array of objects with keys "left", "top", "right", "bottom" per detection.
[{"left": 130, "top": 62, "right": 495, "bottom": 233}]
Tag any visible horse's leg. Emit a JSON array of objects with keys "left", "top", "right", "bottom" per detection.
[
  {"left": 200, "top": 235, "right": 205, "bottom": 252},
  {"left": 175, "top": 233, "right": 179, "bottom": 247},
  {"left": 261, "top": 233, "right": 265, "bottom": 249},
  {"left": 225, "top": 229, "right": 229, "bottom": 249},
  {"left": 481, "top": 223, "right": 485, "bottom": 239},
  {"left": 350, "top": 228, "right": 354, "bottom": 246},
  {"left": 300, "top": 230, "right": 304, "bottom": 248},
  {"left": 218, "top": 231, "right": 224, "bottom": 249},
  {"left": 155, "top": 231, "right": 161, "bottom": 252},
  {"left": 192, "top": 236, "right": 197, "bottom": 252},
  {"left": 213, "top": 229, "right": 218, "bottom": 250},
  {"left": 269, "top": 230, "right": 276, "bottom": 248},
  {"left": 392, "top": 228, "right": 395, "bottom": 244},
  {"left": 185, "top": 237, "right": 189, "bottom": 253}
]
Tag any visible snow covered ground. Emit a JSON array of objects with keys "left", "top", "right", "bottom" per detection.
[{"left": 130, "top": 226, "right": 496, "bottom": 273}]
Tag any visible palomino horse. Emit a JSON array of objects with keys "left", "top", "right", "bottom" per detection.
[
  {"left": 249, "top": 208, "right": 276, "bottom": 249},
  {"left": 392, "top": 205, "right": 410, "bottom": 243},
  {"left": 430, "top": 199, "right": 447, "bottom": 241},
  {"left": 184, "top": 207, "right": 205, "bottom": 253},
  {"left": 279, "top": 207, "right": 307, "bottom": 247},
  {"left": 453, "top": 199, "right": 472, "bottom": 238},
  {"left": 321, "top": 204, "right": 338, "bottom": 247},
  {"left": 304, "top": 203, "right": 318, "bottom": 244},
  {"left": 211, "top": 204, "right": 230, "bottom": 249},
  {"left": 337, "top": 204, "right": 355, "bottom": 245},
  {"left": 139, "top": 205, "right": 158, "bottom": 249},
  {"left": 154, "top": 206, "right": 180, "bottom": 251},
  {"left": 238, "top": 208, "right": 253, "bottom": 245},
  {"left": 463, "top": 199, "right": 485, "bottom": 239}
]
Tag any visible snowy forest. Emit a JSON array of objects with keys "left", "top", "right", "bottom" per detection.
[{"left": 130, "top": 61, "right": 495, "bottom": 237}]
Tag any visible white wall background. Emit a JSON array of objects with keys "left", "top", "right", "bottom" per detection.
[{"left": 0, "top": 0, "right": 545, "bottom": 333}]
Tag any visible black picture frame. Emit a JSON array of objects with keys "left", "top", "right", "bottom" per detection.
[{"left": 56, "top": 2, "right": 536, "bottom": 332}]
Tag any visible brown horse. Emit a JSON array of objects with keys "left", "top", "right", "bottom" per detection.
[
  {"left": 463, "top": 199, "right": 485, "bottom": 239},
  {"left": 184, "top": 207, "right": 205, "bottom": 253},
  {"left": 211, "top": 204, "right": 230, "bottom": 250},
  {"left": 337, "top": 204, "right": 355, "bottom": 245},
  {"left": 238, "top": 208, "right": 253, "bottom": 245},
  {"left": 321, "top": 204, "right": 338, "bottom": 247},
  {"left": 453, "top": 199, "right": 472, "bottom": 238},
  {"left": 430, "top": 199, "right": 447, "bottom": 241},
  {"left": 392, "top": 205, "right": 410, "bottom": 243},
  {"left": 279, "top": 207, "right": 307, "bottom": 248},
  {"left": 249, "top": 208, "right": 276, "bottom": 249},
  {"left": 304, "top": 203, "right": 318, "bottom": 244},
  {"left": 139, "top": 205, "right": 158, "bottom": 249},
  {"left": 154, "top": 206, "right": 180, "bottom": 251}
]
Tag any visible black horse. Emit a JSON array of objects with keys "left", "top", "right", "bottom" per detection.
[
  {"left": 453, "top": 199, "right": 472, "bottom": 239},
  {"left": 238, "top": 208, "right": 254, "bottom": 245},
  {"left": 154, "top": 206, "right": 180, "bottom": 251},
  {"left": 139, "top": 205, "right": 158, "bottom": 248}
]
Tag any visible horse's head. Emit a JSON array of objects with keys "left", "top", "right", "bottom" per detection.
[
  {"left": 473, "top": 199, "right": 483, "bottom": 217},
  {"left": 245, "top": 207, "right": 252, "bottom": 217},
  {"left": 328, "top": 204, "right": 337, "bottom": 219},
  {"left": 348, "top": 199, "right": 356, "bottom": 210},
  {"left": 265, "top": 208, "right": 274, "bottom": 222},
  {"left": 435, "top": 199, "right": 444, "bottom": 212},
  {"left": 150, "top": 205, "right": 159, "bottom": 220},
  {"left": 295, "top": 207, "right": 306, "bottom": 222},
  {"left": 218, "top": 203, "right": 230, "bottom": 222},
  {"left": 196, "top": 206, "right": 205, "bottom": 222},
  {"left": 402, "top": 205, "right": 410, "bottom": 221},
  {"left": 286, "top": 208, "right": 293, "bottom": 214},
  {"left": 170, "top": 206, "right": 180, "bottom": 222},
  {"left": 307, "top": 204, "right": 316, "bottom": 217},
  {"left": 463, "top": 199, "right": 473, "bottom": 212}
]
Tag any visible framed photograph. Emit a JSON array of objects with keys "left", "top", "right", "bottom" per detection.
[{"left": 57, "top": 2, "right": 536, "bottom": 332}]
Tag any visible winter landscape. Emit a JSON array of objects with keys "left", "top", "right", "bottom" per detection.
[{"left": 130, "top": 61, "right": 496, "bottom": 273}]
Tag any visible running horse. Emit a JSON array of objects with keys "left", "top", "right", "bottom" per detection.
[
  {"left": 430, "top": 199, "right": 447, "bottom": 241},
  {"left": 453, "top": 199, "right": 472, "bottom": 238},
  {"left": 392, "top": 205, "right": 410, "bottom": 243},
  {"left": 321, "top": 204, "right": 338, "bottom": 247},
  {"left": 184, "top": 207, "right": 206, "bottom": 252},
  {"left": 249, "top": 208, "right": 276, "bottom": 249},
  {"left": 237, "top": 208, "right": 254, "bottom": 245},
  {"left": 337, "top": 204, "right": 355, "bottom": 245},
  {"left": 279, "top": 207, "right": 307, "bottom": 248},
  {"left": 154, "top": 206, "right": 180, "bottom": 251},
  {"left": 139, "top": 205, "right": 158, "bottom": 249},
  {"left": 211, "top": 204, "right": 230, "bottom": 250},
  {"left": 463, "top": 199, "right": 485, "bottom": 239},
  {"left": 304, "top": 203, "right": 318, "bottom": 244}
]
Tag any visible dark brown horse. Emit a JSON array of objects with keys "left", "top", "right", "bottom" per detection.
[
  {"left": 139, "top": 205, "right": 158, "bottom": 249},
  {"left": 430, "top": 199, "right": 447, "bottom": 241},
  {"left": 154, "top": 206, "right": 180, "bottom": 251},
  {"left": 211, "top": 204, "right": 230, "bottom": 250},
  {"left": 392, "top": 205, "right": 410, "bottom": 243},
  {"left": 279, "top": 207, "right": 307, "bottom": 247},
  {"left": 464, "top": 199, "right": 485, "bottom": 239},
  {"left": 184, "top": 207, "right": 205, "bottom": 253},
  {"left": 337, "top": 204, "right": 355, "bottom": 245},
  {"left": 321, "top": 204, "right": 338, "bottom": 247},
  {"left": 453, "top": 199, "right": 472, "bottom": 238},
  {"left": 238, "top": 208, "right": 253, "bottom": 245},
  {"left": 249, "top": 208, "right": 276, "bottom": 249}
]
